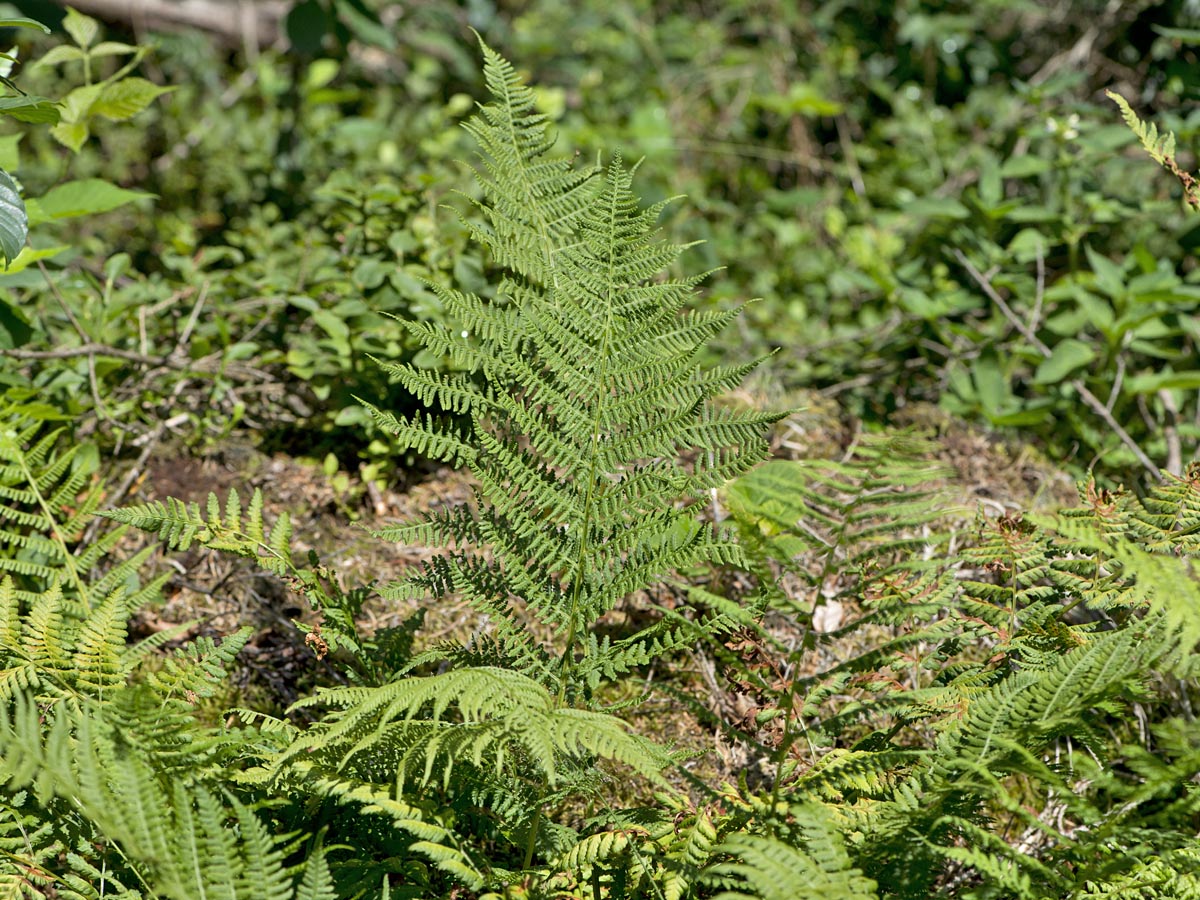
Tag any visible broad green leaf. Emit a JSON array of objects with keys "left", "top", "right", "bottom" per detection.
[
  {"left": 50, "top": 119, "right": 89, "bottom": 152},
  {"left": 57, "top": 82, "right": 103, "bottom": 122},
  {"left": 63, "top": 7, "right": 99, "bottom": 48},
  {"left": 31, "top": 45, "right": 87, "bottom": 68},
  {"left": 988, "top": 403, "right": 1053, "bottom": 426},
  {"left": 1034, "top": 338, "right": 1096, "bottom": 384},
  {"left": 0, "top": 168, "right": 24, "bottom": 265},
  {"left": 0, "top": 244, "right": 68, "bottom": 273},
  {"left": 89, "top": 41, "right": 138, "bottom": 58},
  {"left": 1008, "top": 228, "right": 1049, "bottom": 263},
  {"left": 0, "top": 96, "right": 59, "bottom": 124},
  {"left": 332, "top": 0, "right": 396, "bottom": 50},
  {"left": 1085, "top": 245, "right": 1126, "bottom": 299},
  {"left": 1152, "top": 25, "right": 1200, "bottom": 43},
  {"left": 312, "top": 308, "right": 350, "bottom": 343},
  {"left": 0, "top": 133, "right": 21, "bottom": 172},
  {"left": 756, "top": 82, "right": 843, "bottom": 117},
  {"left": 1072, "top": 289, "right": 1117, "bottom": 341},
  {"left": 999, "top": 156, "right": 1052, "bottom": 178},
  {"left": 903, "top": 196, "right": 970, "bottom": 220},
  {"left": 30, "top": 179, "right": 154, "bottom": 223},
  {"left": 1005, "top": 204, "right": 1058, "bottom": 223},
  {"left": 972, "top": 353, "right": 1008, "bottom": 414},
  {"left": 94, "top": 78, "right": 174, "bottom": 121}
]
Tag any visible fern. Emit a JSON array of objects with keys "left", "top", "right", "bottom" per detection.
[
  {"left": 707, "top": 806, "right": 878, "bottom": 900},
  {"left": 105, "top": 487, "right": 378, "bottom": 668},
  {"left": 0, "top": 691, "right": 322, "bottom": 900},
  {"left": 1108, "top": 90, "right": 1200, "bottom": 209},
  {"left": 365, "top": 42, "right": 778, "bottom": 693}
]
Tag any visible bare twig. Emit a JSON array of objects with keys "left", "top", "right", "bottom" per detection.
[
  {"left": 1106, "top": 354, "right": 1125, "bottom": 413},
  {"left": 60, "top": 0, "right": 287, "bottom": 49},
  {"left": 37, "top": 260, "right": 89, "bottom": 343},
  {"left": 835, "top": 115, "right": 867, "bottom": 200},
  {"left": 955, "top": 249, "right": 1162, "bottom": 480},
  {"left": 1027, "top": 242, "right": 1046, "bottom": 334},
  {"left": 1, "top": 343, "right": 166, "bottom": 365},
  {"left": 174, "top": 281, "right": 209, "bottom": 354}
]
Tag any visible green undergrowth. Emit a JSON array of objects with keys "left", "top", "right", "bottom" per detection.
[
  {"left": 1, "top": 39, "right": 1199, "bottom": 900},
  {"left": 7, "top": 3, "right": 1200, "bottom": 491}
]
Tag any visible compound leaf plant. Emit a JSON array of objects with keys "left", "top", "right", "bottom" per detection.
[
  {"left": 103, "top": 38, "right": 781, "bottom": 896},
  {"left": 11, "top": 29, "right": 1200, "bottom": 900}
]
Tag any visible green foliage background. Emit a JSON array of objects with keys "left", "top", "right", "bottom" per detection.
[
  {"left": 5, "top": 0, "right": 1200, "bottom": 484},
  {"left": 1, "top": 1, "right": 1200, "bottom": 898}
]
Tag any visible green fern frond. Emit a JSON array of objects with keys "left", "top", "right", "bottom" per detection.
[
  {"left": 1, "top": 690, "right": 302, "bottom": 900},
  {"left": 723, "top": 431, "right": 954, "bottom": 616},
  {"left": 1108, "top": 90, "right": 1200, "bottom": 209},
  {"left": 281, "top": 666, "right": 672, "bottom": 791},
  {"left": 294, "top": 843, "right": 336, "bottom": 900},
  {"left": 368, "top": 43, "right": 778, "bottom": 685},
  {"left": 0, "top": 417, "right": 108, "bottom": 603},
  {"left": 708, "top": 808, "right": 878, "bottom": 900},
  {"left": 293, "top": 772, "right": 487, "bottom": 890},
  {"left": 145, "top": 627, "right": 254, "bottom": 700}
]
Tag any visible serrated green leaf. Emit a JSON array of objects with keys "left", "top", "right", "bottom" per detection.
[
  {"left": 31, "top": 44, "right": 87, "bottom": 68},
  {"left": 50, "top": 119, "right": 89, "bottom": 152},
  {"left": 1034, "top": 338, "right": 1096, "bottom": 384},
  {"left": 32, "top": 179, "right": 154, "bottom": 222},
  {"left": 0, "top": 244, "right": 68, "bottom": 273},
  {"left": 94, "top": 77, "right": 173, "bottom": 121},
  {"left": 0, "top": 96, "right": 59, "bottom": 124},
  {"left": 0, "top": 168, "right": 25, "bottom": 266},
  {"left": 63, "top": 7, "right": 99, "bottom": 48}
]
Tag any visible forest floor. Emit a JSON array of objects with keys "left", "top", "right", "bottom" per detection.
[{"left": 118, "top": 393, "right": 1080, "bottom": 798}]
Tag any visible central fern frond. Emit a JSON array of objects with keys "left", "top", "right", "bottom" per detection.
[{"left": 368, "top": 43, "right": 780, "bottom": 688}]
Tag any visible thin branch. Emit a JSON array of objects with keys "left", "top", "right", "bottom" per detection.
[
  {"left": 1106, "top": 354, "right": 1125, "bottom": 413},
  {"left": 1027, "top": 242, "right": 1045, "bottom": 335},
  {"left": 955, "top": 249, "right": 1162, "bottom": 480},
  {"left": 0, "top": 343, "right": 165, "bottom": 365}
]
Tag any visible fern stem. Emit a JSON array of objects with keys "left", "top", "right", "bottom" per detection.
[
  {"left": 554, "top": 173, "right": 621, "bottom": 705},
  {"left": 521, "top": 806, "right": 543, "bottom": 870},
  {"left": 15, "top": 448, "right": 89, "bottom": 603}
]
